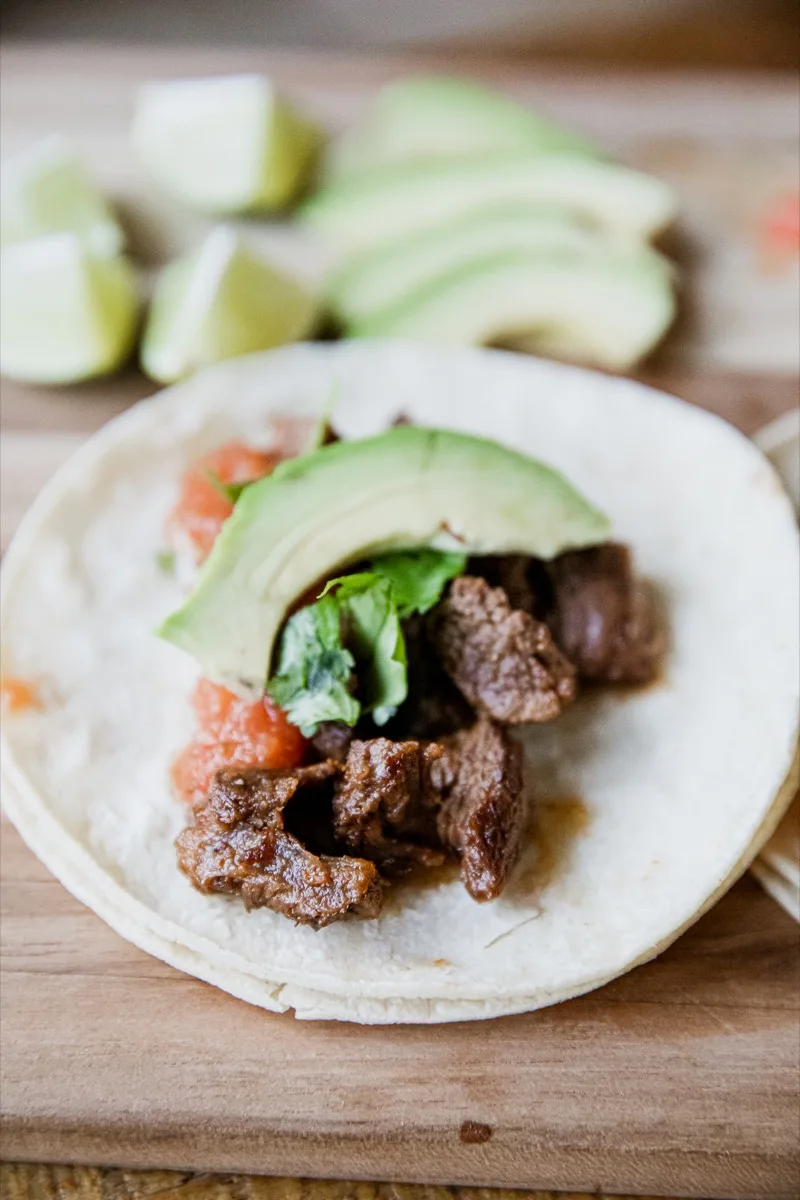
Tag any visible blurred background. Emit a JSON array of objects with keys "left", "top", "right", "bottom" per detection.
[
  {"left": 1, "top": 0, "right": 798, "bottom": 397},
  {"left": 2, "top": 0, "right": 799, "bottom": 68}
]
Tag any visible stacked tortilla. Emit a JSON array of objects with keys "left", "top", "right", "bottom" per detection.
[
  {"left": 1, "top": 344, "right": 797, "bottom": 1021},
  {"left": 752, "top": 411, "right": 800, "bottom": 921}
]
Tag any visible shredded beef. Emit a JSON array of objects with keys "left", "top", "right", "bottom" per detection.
[
  {"left": 311, "top": 721, "right": 355, "bottom": 763},
  {"left": 332, "top": 738, "right": 447, "bottom": 874},
  {"left": 175, "top": 763, "right": 383, "bottom": 928},
  {"left": 430, "top": 576, "right": 576, "bottom": 723},
  {"left": 437, "top": 718, "right": 525, "bottom": 902},
  {"left": 546, "top": 544, "right": 663, "bottom": 685}
]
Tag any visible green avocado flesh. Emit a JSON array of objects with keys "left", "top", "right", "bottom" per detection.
[
  {"left": 327, "top": 205, "right": 603, "bottom": 324},
  {"left": 323, "top": 75, "right": 600, "bottom": 183},
  {"left": 302, "top": 154, "right": 677, "bottom": 256},
  {"left": 159, "top": 426, "right": 610, "bottom": 697},
  {"left": 351, "top": 248, "right": 675, "bottom": 371}
]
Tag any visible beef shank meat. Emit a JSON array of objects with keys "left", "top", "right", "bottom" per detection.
[
  {"left": 175, "top": 762, "right": 383, "bottom": 929},
  {"left": 546, "top": 543, "right": 663, "bottom": 685},
  {"left": 430, "top": 575, "right": 576, "bottom": 723},
  {"left": 437, "top": 718, "right": 525, "bottom": 902},
  {"left": 332, "top": 738, "right": 447, "bottom": 874}
]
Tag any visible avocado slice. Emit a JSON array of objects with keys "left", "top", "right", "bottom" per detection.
[
  {"left": 324, "top": 75, "right": 600, "bottom": 183},
  {"left": 327, "top": 204, "right": 605, "bottom": 324},
  {"left": 301, "top": 154, "right": 677, "bottom": 256},
  {"left": 351, "top": 248, "right": 675, "bottom": 371},
  {"left": 160, "top": 426, "right": 610, "bottom": 697}
]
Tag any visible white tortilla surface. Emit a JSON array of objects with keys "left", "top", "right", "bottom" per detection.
[
  {"left": 2, "top": 341, "right": 798, "bottom": 1023},
  {"left": 752, "top": 410, "right": 800, "bottom": 920}
]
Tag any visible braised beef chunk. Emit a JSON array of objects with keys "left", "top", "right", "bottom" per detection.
[
  {"left": 430, "top": 576, "right": 576, "bottom": 724},
  {"left": 469, "top": 554, "right": 539, "bottom": 615},
  {"left": 332, "top": 738, "right": 447, "bottom": 874},
  {"left": 437, "top": 718, "right": 524, "bottom": 902},
  {"left": 546, "top": 544, "right": 663, "bottom": 685},
  {"left": 384, "top": 613, "right": 474, "bottom": 741},
  {"left": 175, "top": 764, "right": 383, "bottom": 928},
  {"left": 176, "top": 536, "right": 661, "bottom": 924},
  {"left": 311, "top": 721, "right": 355, "bottom": 763}
]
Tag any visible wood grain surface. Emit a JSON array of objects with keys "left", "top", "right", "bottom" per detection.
[
  {"left": 1, "top": 43, "right": 799, "bottom": 1200},
  {"left": 0, "top": 1163, "right": 682, "bottom": 1200},
  {"left": 2, "top": 822, "right": 798, "bottom": 1199}
]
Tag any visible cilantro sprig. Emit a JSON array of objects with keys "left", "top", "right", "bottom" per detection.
[{"left": 268, "top": 549, "right": 466, "bottom": 734}]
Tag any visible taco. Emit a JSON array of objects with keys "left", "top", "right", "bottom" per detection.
[{"left": 1, "top": 342, "right": 798, "bottom": 1023}]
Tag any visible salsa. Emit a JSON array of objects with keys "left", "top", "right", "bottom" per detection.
[
  {"left": 170, "top": 440, "right": 305, "bottom": 807},
  {"left": 172, "top": 678, "right": 306, "bottom": 808},
  {"left": 169, "top": 440, "right": 280, "bottom": 563},
  {"left": 0, "top": 676, "right": 40, "bottom": 714}
]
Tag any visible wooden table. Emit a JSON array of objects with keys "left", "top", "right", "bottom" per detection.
[{"left": 1, "top": 44, "right": 799, "bottom": 1200}]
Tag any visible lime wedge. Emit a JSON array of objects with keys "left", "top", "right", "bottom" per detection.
[
  {"left": 140, "top": 227, "right": 320, "bottom": 383},
  {"left": 1, "top": 135, "right": 124, "bottom": 255},
  {"left": 0, "top": 233, "right": 138, "bottom": 384},
  {"left": 132, "top": 75, "right": 322, "bottom": 214}
]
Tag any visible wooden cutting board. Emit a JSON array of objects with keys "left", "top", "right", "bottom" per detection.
[{"left": 1, "top": 45, "right": 799, "bottom": 1200}]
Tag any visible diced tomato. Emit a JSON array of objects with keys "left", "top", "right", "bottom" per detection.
[
  {"left": 172, "top": 678, "right": 306, "bottom": 808},
  {"left": 0, "top": 676, "right": 40, "bottom": 714},
  {"left": 168, "top": 441, "right": 281, "bottom": 563}
]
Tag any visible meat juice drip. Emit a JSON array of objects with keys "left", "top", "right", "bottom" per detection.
[
  {"left": 388, "top": 857, "right": 461, "bottom": 899},
  {"left": 511, "top": 796, "right": 591, "bottom": 898}
]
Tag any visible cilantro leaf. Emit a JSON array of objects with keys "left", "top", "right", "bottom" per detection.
[
  {"left": 328, "top": 575, "right": 407, "bottom": 725},
  {"left": 268, "top": 596, "right": 359, "bottom": 735},
  {"left": 306, "top": 382, "right": 339, "bottom": 452},
  {"left": 270, "top": 550, "right": 466, "bottom": 735},
  {"left": 370, "top": 549, "right": 467, "bottom": 617},
  {"left": 155, "top": 549, "right": 176, "bottom": 576}
]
